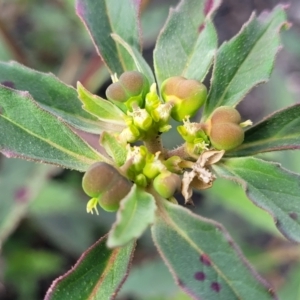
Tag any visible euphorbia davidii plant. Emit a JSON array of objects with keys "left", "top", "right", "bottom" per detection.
[{"left": 0, "top": 0, "right": 298, "bottom": 299}]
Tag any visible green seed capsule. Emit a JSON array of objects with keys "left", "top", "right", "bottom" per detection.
[
  {"left": 161, "top": 76, "right": 207, "bottom": 122},
  {"left": 105, "top": 82, "right": 128, "bottom": 103},
  {"left": 153, "top": 171, "right": 181, "bottom": 198},
  {"left": 99, "top": 178, "right": 132, "bottom": 212},
  {"left": 119, "top": 71, "right": 148, "bottom": 97},
  {"left": 210, "top": 122, "right": 244, "bottom": 151},
  {"left": 82, "top": 162, "right": 119, "bottom": 198},
  {"left": 211, "top": 106, "right": 241, "bottom": 125},
  {"left": 106, "top": 71, "right": 149, "bottom": 109}
]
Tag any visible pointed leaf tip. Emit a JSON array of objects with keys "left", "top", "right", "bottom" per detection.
[{"left": 45, "top": 235, "right": 136, "bottom": 300}]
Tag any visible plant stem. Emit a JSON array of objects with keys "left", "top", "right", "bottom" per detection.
[
  {"left": 165, "top": 144, "right": 188, "bottom": 159},
  {"left": 143, "top": 134, "right": 165, "bottom": 156}
]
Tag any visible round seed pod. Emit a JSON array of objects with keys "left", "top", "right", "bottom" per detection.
[
  {"left": 210, "top": 122, "right": 244, "bottom": 151},
  {"left": 161, "top": 76, "right": 207, "bottom": 121},
  {"left": 153, "top": 171, "right": 181, "bottom": 198},
  {"left": 82, "top": 162, "right": 119, "bottom": 198},
  {"left": 119, "top": 71, "right": 148, "bottom": 97},
  {"left": 106, "top": 82, "right": 128, "bottom": 103},
  {"left": 210, "top": 106, "right": 241, "bottom": 125},
  {"left": 99, "top": 177, "right": 132, "bottom": 212}
]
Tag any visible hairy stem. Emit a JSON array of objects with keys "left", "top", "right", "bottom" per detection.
[
  {"left": 144, "top": 134, "right": 165, "bottom": 156},
  {"left": 165, "top": 144, "right": 189, "bottom": 159}
]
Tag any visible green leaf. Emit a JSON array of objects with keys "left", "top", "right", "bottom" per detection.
[
  {"left": 0, "top": 61, "right": 103, "bottom": 134},
  {"left": 213, "top": 157, "right": 300, "bottom": 242},
  {"left": 203, "top": 5, "right": 288, "bottom": 119},
  {"left": 206, "top": 178, "right": 279, "bottom": 236},
  {"left": 227, "top": 104, "right": 300, "bottom": 157},
  {"left": 0, "top": 158, "right": 53, "bottom": 243},
  {"left": 152, "top": 200, "right": 276, "bottom": 300},
  {"left": 111, "top": 33, "right": 155, "bottom": 85},
  {"left": 77, "top": 82, "right": 126, "bottom": 132},
  {"left": 76, "top": 0, "right": 141, "bottom": 75},
  {"left": 154, "top": 0, "right": 220, "bottom": 88},
  {"left": 107, "top": 185, "right": 156, "bottom": 248},
  {"left": 45, "top": 235, "right": 136, "bottom": 300},
  {"left": 100, "top": 131, "right": 127, "bottom": 166},
  {"left": 0, "top": 86, "right": 108, "bottom": 171}
]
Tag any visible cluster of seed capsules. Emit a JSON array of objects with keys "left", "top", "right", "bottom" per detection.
[{"left": 82, "top": 71, "right": 246, "bottom": 213}]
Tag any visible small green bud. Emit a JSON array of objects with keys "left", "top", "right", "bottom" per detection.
[
  {"left": 82, "top": 162, "right": 118, "bottom": 198},
  {"left": 135, "top": 173, "right": 148, "bottom": 187},
  {"left": 161, "top": 76, "right": 207, "bottom": 121},
  {"left": 130, "top": 107, "right": 153, "bottom": 131},
  {"left": 119, "top": 125, "right": 140, "bottom": 143},
  {"left": 210, "top": 122, "right": 244, "bottom": 151},
  {"left": 153, "top": 171, "right": 181, "bottom": 199},
  {"left": 98, "top": 178, "right": 132, "bottom": 212},
  {"left": 143, "top": 152, "right": 165, "bottom": 179},
  {"left": 164, "top": 156, "right": 183, "bottom": 174},
  {"left": 210, "top": 106, "right": 242, "bottom": 125}
]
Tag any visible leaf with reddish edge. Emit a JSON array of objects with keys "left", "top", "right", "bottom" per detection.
[
  {"left": 203, "top": 5, "right": 288, "bottom": 119},
  {"left": 226, "top": 104, "right": 300, "bottom": 157},
  {"left": 107, "top": 185, "right": 157, "bottom": 248},
  {"left": 213, "top": 157, "right": 300, "bottom": 242},
  {"left": 76, "top": 0, "right": 142, "bottom": 76},
  {"left": 152, "top": 199, "right": 277, "bottom": 300},
  {"left": 45, "top": 235, "right": 136, "bottom": 300},
  {"left": 154, "top": 0, "right": 221, "bottom": 88},
  {"left": 0, "top": 61, "right": 104, "bottom": 134},
  {"left": 111, "top": 33, "right": 155, "bottom": 85},
  {"left": 0, "top": 85, "right": 109, "bottom": 171}
]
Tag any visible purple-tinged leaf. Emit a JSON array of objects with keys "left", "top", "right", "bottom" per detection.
[
  {"left": 154, "top": 0, "right": 220, "bottom": 88},
  {"left": 45, "top": 235, "right": 136, "bottom": 300},
  {"left": 227, "top": 104, "right": 300, "bottom": 157},
  {"left": 213, "top": 157, "right": 300, "bottom": 242},
  {"left": 0, "top": 61, "right": 104, "bottom": 134},
  {"left": 203, "top": 5, "right": 288, "bottom": 119},
  {"left": 0, "top": 85, "right": 109, "bottom": 171},
  {"left": 152, "top": 199, "right": 276, "bottom": 300},
  {"left": 76, "top": 0, "right": 142, "bottom": 76}
]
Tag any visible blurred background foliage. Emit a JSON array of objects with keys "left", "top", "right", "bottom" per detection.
[{"left": 0, "top": 0, "right": 300, "bottom": 299}]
